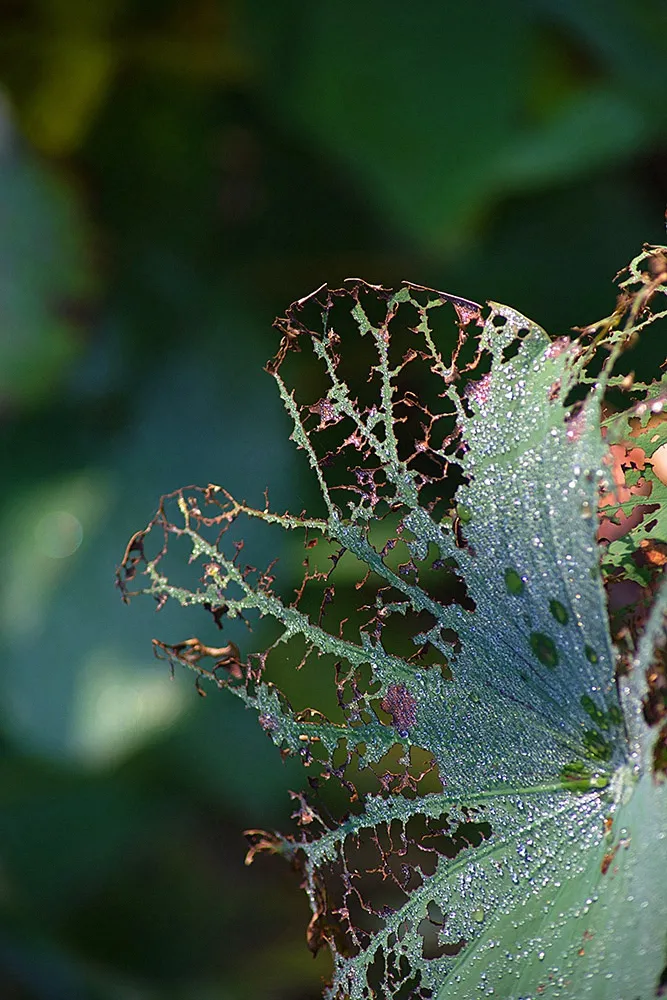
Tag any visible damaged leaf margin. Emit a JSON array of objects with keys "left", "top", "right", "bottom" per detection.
[{"left": 118, "top": 246, "right": 667, "bottom": 999}]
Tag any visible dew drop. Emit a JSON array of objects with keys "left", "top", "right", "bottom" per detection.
[
  {"left": 472, "top": 908, "right": 485, "bottom": 923},
  {"left": 585, "top": 645, "right": 598, "bottom": 664}
]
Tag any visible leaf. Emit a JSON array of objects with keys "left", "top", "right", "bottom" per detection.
[
  {"left": 0, "top": 114, "right": 97, "bottom": 408},
  {"left": 119, "top": 246, "right": 667, "bottom": 998},
  {"left": 240, "top": 1, "right": 667, "bottom": 249},
  {"left": 600, "top": 367, "right": 667, "bottom": 584}
]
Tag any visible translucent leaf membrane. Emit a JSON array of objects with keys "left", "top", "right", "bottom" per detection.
[{"left": 118, "top": 245, "right": 667, "bottom": 999}]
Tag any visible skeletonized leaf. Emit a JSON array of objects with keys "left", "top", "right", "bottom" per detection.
[{"left": 119, "top": 245, "right": 667, "bottom": 999}]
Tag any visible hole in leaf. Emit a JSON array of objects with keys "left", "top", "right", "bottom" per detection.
[
  {"left": 657, "top": 961, "right": 667, "bottom": 997},
  {"left": 549, "top": 599, "right": 569, "bottom": 625},
  {"left": 500, "top": 333, "right": 527, "bottom": 363},
  {"left": 504, "top": 567, "right": 524, "bottom": 595},
  {"left": 529, "top": 632, "right": 559, "bottom": 668},
  {"left": 653, "top": 723, "right": 667, "bottom": 776}
]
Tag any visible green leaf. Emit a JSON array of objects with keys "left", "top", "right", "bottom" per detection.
[
  {"left": 120, "top": 246, "right": 667, "bottom": 998},
  {"left": 0, "top": 112, "right": 96, "bottom": 407},
  {"left": 241, "top": 1, "right": 667, "bottom": 249}
]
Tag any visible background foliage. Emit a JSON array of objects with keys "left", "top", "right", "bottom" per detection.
[{"left": 1, "top": 2, "right": 666, "bottom": 998}]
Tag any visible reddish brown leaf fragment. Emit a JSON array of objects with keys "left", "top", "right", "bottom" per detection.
[
  {"left": 244, "top": 829, "right": 288, "bottom": 866},
  {"left": 453, "top": 301, "right": 483, "bottom": 329},
  {"left": 309, "top": 397, "right": 342, "bottom": 427},
  {"left": 152, "top": 636, "right": 244, "bottom": 681},
  {"left": 544, "top": 336, "right": 572, "bottom": 360},
  {"left": 601, "top": 845, "right": 619, "bottom": 876},
  {"left": 380, "top": 684, "right": 418, "bottom": 737},
  {"left": 465, "top": 372, "right": 492, "bottom": 408},
  {"left": 639, "top": 539, "right": 667, "bottom": 567}
]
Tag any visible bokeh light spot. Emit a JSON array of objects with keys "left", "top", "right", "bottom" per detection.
[{"left": 34, "top": 510, "right": 84, "bottom": 559}]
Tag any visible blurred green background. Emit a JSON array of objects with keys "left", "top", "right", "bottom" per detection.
[{"left": 1, "top": 1, "right": 666, "bottom": 997}]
